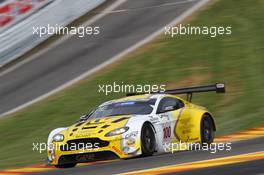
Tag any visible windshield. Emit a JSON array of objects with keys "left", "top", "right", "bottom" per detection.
[{"left": 88, "top": 99, "right": 156, "bottom": 119}]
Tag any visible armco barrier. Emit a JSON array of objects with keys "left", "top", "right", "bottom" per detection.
[
  {"left": 0, "top": 0, "right": 106, "bottom": 67},
  {"left": 0, "top": 0, "right": 54, "bottom": 30}
]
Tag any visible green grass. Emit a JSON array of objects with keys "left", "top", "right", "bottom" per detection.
[{"left": 0, "top": 0, "right": 263, "bottom": 169}]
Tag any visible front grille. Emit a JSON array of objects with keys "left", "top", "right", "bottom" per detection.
[
  {"left": 60, "top": 138, "right": 109, "bottom": 151},
  {"left": 58, "top": 151, "right": 119, "bottom": 164}
]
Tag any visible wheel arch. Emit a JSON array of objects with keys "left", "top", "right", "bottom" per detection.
[
  {"left": 177, "top": 108, "right": 216, "bottom": 143},
  {"left": 143, "top": 121, "right": 157, "bottom": 133},
  {"left": 124, "top": 117, "right": 157, "bottom": 155}
]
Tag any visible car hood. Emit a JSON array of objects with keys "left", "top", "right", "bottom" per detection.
[{"left": 64, "top": 115, "right": 132, "bottom": 140}]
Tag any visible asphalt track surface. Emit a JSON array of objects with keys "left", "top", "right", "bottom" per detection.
[
  {"left": 163, "top": 160, "right": 264, "bottom": 175},
  {"left": 0, "top": 0, "right": 204, "bottom": 116},
  {"left": 31, "top": 137, "right": 264, "bottom": 175}
]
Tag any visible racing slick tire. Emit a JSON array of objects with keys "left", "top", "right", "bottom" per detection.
[
  {"left": 55, "top": 163, "right": 77, "bottom": 168},
  {"left": 141, "top": 123, "right": 156, "bottom": 156},
  {"left": 201, "top": 115, "right": 215, "bottom": 144}
]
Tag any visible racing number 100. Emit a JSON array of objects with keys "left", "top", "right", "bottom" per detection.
[{"left": 163, "top": 126, "right": 171, "bottom": 139}]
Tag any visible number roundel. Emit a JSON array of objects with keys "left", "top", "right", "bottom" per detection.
[{"left": 163, "top": 126, "right": 171, "bottom": 139}]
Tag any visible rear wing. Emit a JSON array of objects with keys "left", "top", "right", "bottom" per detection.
[
  {"left": 127, "top": 83, "right": 225, "bottom": 102},
  {"left": 163, "top": 83, "right": 225, "bottom": 102}
]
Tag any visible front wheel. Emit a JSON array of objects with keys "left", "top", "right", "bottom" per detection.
[
  {"left": 200, "top": 115, "right": 215, "bottom": 144},
  {"left": 141, "top": 123, "right": 156, "bottom": 156}
]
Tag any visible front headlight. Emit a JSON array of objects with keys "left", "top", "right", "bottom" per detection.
[
  {"left": 105, "top": 127, "right": 129, "bottom": 137},
  {"left": 52, "top": 134, "right": 64, "bottom": 142}
]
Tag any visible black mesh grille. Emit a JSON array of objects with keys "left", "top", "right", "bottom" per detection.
[{"left": 58, "top": 151, "right": 119, "bottom": 164}]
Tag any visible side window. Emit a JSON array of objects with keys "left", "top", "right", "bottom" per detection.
[{"left": 157, "top": 97, "right": 184, "bottom": 114}]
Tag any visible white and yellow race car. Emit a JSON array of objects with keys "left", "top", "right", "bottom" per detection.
[{"left": 47, "top": 83, "right": 225, "bottom": 168}]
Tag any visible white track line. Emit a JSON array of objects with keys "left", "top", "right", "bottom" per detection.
[
  {"left": 0, "top": 0, "right": 211, "bottom": 118},
  {"left": 109, "top": 0, "right": 196, "bottom": 13},
  {"left": 0, "top": 0, "right": 127, "bottom": 77}
]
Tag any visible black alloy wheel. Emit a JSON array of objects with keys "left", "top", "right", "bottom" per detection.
[
  {"left": 201, "top": 115, "right": 215, "bottom": 144},
  {"left": 141, "top": 123, "right": 156, "bottom": 156}
]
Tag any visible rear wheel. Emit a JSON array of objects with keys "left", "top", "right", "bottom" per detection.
[
  {"left": 201, "top": 115, "right": 215, "bottom": 144},
  {"left": 141, "top": 123, "right": 156, "bottom": 156},
  {"left": 55, "top": 163, "right": 77, "bottom": 168}
]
